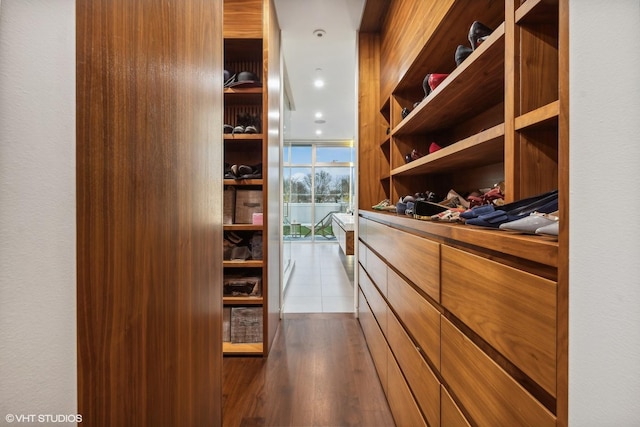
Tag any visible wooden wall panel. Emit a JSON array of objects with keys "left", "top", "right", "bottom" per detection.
[
  {"left": 379, "top": 0, "right": 453, "bottom": 102},
  {"left": 358, "top": 32, "right": 387, "bottom": 209},
  {"left": 265, "top": 0, "right": 282, "bottom": 354},
  {"left": 76, "top": 0, "right": 223, "bottom": 425},
  {"left": 224, "top": 0, "right": 263, "bottom": 38}
]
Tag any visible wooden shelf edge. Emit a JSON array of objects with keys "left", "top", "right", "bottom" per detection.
[
  {"left": 223, "top": 296, "right": 263, "bottom": 305},
  {"left": 223, "top": 224, "right": 264, "bottom": 230},
  {"left": 223, "top": 342, "right": 263, "bottom": 355},
  {"left": 359, "top": 210, "right": 558, "bottom": 268},
  {"left": 391, "top": 123, "right": 505, "bottom": 176},
  {"left": 515, "top": 0, "right": 559, "bottom": 24},
  {"left": 224, "top": 134, "right": 264, "bottom": 141},
  {"left": 515, "top": 101, "right": 559, "bottom": 131},
  {"left": 223, "top": 260, "right": 264, "bottom": 268},
  {"left": 224, "top": 87, "right": 263, "bottom": 95},
  {"left": 223, "top": 179, "right": 263, "bottom": 186}
]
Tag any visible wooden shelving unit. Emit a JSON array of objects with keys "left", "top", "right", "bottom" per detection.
[
  {"left": 222, "top": 0, "right": 278, "bottom": 357},
  {"left": 357, "top": 0, "right": 567, "bottom": 425}
]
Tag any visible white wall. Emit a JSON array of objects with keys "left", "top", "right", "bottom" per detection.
[
  {"left": 569, "top": 1, "right": 640, "bottom": 425},
  {"left": 0, "top": 0, "right": 77, "bottom": 424}
]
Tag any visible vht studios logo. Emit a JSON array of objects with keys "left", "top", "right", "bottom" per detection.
[{"left": 5, "top": 413, "right": 83, "bottom": 423}]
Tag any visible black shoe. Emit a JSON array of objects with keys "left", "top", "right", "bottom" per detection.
[
  {"left": 455, "top": 45, "right": 473, "bottom": 66},
  {"left": 422, "top": 74, "right": 432, "bottom": 99},
  {"left": 468, "top": 21, "right": 493, "bottom": 50}
]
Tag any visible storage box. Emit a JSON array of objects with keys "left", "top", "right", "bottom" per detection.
[
  {"left": 224, "top": 187, "right": 236, "bottom": 224},
  {"left": 223, "top": 307, "right": 231, "bottom": 342},
  {"left": 223, "top": 275, "right": 262, "bottom": 297},
  {"left": 252, "top": 212, "right": 263, "bottom": 225},
  {"left": 235, "top": 190, "right": 263, "bottom": 224},
  {"left": 230, "top": 307, "right": 263, "bottom": 343}
]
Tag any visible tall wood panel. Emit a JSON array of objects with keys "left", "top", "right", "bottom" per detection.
[
  {"left": 358, "top": 32, "right": 386, "bottom": 209},
  {"left": 76, "top": 0, "right": 224, "bottom": 425},
  {"left": 265, "top": 0, "right": 282, "bottom": 353}
]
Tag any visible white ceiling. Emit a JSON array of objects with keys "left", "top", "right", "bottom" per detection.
[{"left": 273, "top": 0, "right": 365, "bottom": 142}]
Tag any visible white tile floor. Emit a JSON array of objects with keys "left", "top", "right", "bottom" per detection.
[{"left": 283, "top": 241, "right": 355, "bottom": 313}]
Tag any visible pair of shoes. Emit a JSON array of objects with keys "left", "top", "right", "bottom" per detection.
[
  {"left": 404, "top": 149, "right": 424, "bottom": 163},
  {"left": 467, "top": 186, "right": 504, "bottom": 208},
  {"left": 372, "top": 199, "right": 391, "bottom": 210},
  {"left": 233, "top": 112, "right": 261, "bottom": 134},
  {"left": 465, "top": 190, "right": 558, "bottom": 228},
  {"left": 499, "top": 211, "right": 559, "bottom": 234},
  {"left": 421, "top": 73, "right": 450, "bottom": 99},
  {"left": 431, "top": 207, "right": 466, "bottom": 222},
  {"left": 455, "top": 21, "right": 493, "bottom": 66},
  {"left": 225, "top": 163, "right": 262, "bottom": 179}
]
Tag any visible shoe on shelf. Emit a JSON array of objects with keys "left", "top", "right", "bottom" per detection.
[
  {"left": 372, "top": 199, "right": 391, "bottom": 210},
  {"left": 465, "top": 190, "right": 558, "bottom": 228},
  {"left": 455, "top": 45, "right": 473, "bottom": 66},
  {"left": 468, "top": 21, "right": 493, "bottom": 50},
  {"left": 535, "top": 221, "right": 559, "bottom": 236},
  {"left": 422, "top": 74, "right": 432, "bottom": 99},
  {"left": 431, "top": 207, "right": 466, "bottom": 222},
  {"left": 445, "top": 189, "right": 470, "bottom": 209},
  {"left": 224, "top": 124, "right": 234, "bottom": 134},
  {"left": 428, "top": 73, "right": 449, "bottom": 91},
  {"left": 499, "top": 211, "right": 559, "bottom": 234},
  {"left": 429, "top": 142, "right": 442, "bottom": 154}
]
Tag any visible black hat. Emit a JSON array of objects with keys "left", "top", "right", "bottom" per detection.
[{"left": 226, "top": 71, "right": 261, "bottom": 88}]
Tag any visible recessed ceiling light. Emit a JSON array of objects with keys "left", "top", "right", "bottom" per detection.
[
  {"left": 313, "top": 29, "right": 326, "bottom": 38},
  {"left": 315, "top": 112, "right": 323, "bottom": 119},
  {"left": 314, "top": 79, "right": 324, "bottom": 88},
  {"left": 315, "top": 130, "right": 322, "bottom": 135}
]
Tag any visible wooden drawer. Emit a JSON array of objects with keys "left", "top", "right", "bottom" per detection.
[
  {"left": 387, "top": 348, "right": 428, "bottom": 427},
  {"left": 387, "top": 268, "right": 440, "bottom": 369},
  {"left": 358, "top": 289, "right": 388, "bottom": 394},
  {"left": 367, "top": 220, "right": 440, "bottom": 302},
  {"left": 441, "top": 245, "right": 557, "bottom": 396},
  {"left": 358, "top": 241, "right": 367, "bottom": 270},
  {"left": 388, "top": 310, "right": 440, "bottom": 427},
  {"left": 359, "top": 216, "right": 367, "bottom": 242},
  {"left": 359, "top": 265, "right": 388, "bottom": 336},
  {"left": 441, "top": 317, "right": 555, "bottom": 427},
  {"left": 441, "top": 385, "right": 471, "bottom": 427},
  {"left": 366, "top": 247, "right": 388, "bottom": 297}
]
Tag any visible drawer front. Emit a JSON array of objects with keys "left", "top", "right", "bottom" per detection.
[
  {"left": 367, "top": 220, "right": 440, "bottom": 302},
  {"left": 358, "top": 216, "right": 367, "bottom": 242},
  {"left": 358, "top": 290, "right": 388, "bottom": 394},
  {"left": 441, "top": 245, "right": 557, "bottom": 396},
  {"left": 359, "top": 265, "right": 388, "bottom": 336},
  {"left": 366, "top": 248, "right": 388, "bottom": 297},
  {"left": 388, "top": 310, "right": 440, "bottom": 427},
  {"left": 358, "top": 241, "right": 367, "bottom": 271},
  {"left": 387, "top": 349, "right": 428, "bottom": 427},
  {"left": 441, "top": 317, "right": 556, "bottom": 427},
  {"left": 387, "top": 268, "right": 441, "bottom": 369},
  {"left": 441, "top": 386, "right": 471, "bottom": 427}
]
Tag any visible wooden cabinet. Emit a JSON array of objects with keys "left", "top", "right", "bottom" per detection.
[
  {"left": 222, "top": 0, "right": 279, "bottom": 356},
  {"left": 357, "top": 0, "right": 568, "bottom": 425}
]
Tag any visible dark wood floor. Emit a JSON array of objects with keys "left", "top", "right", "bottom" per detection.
[{"left": 222, "top": 313, "right": 395, "bottom": 427}]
